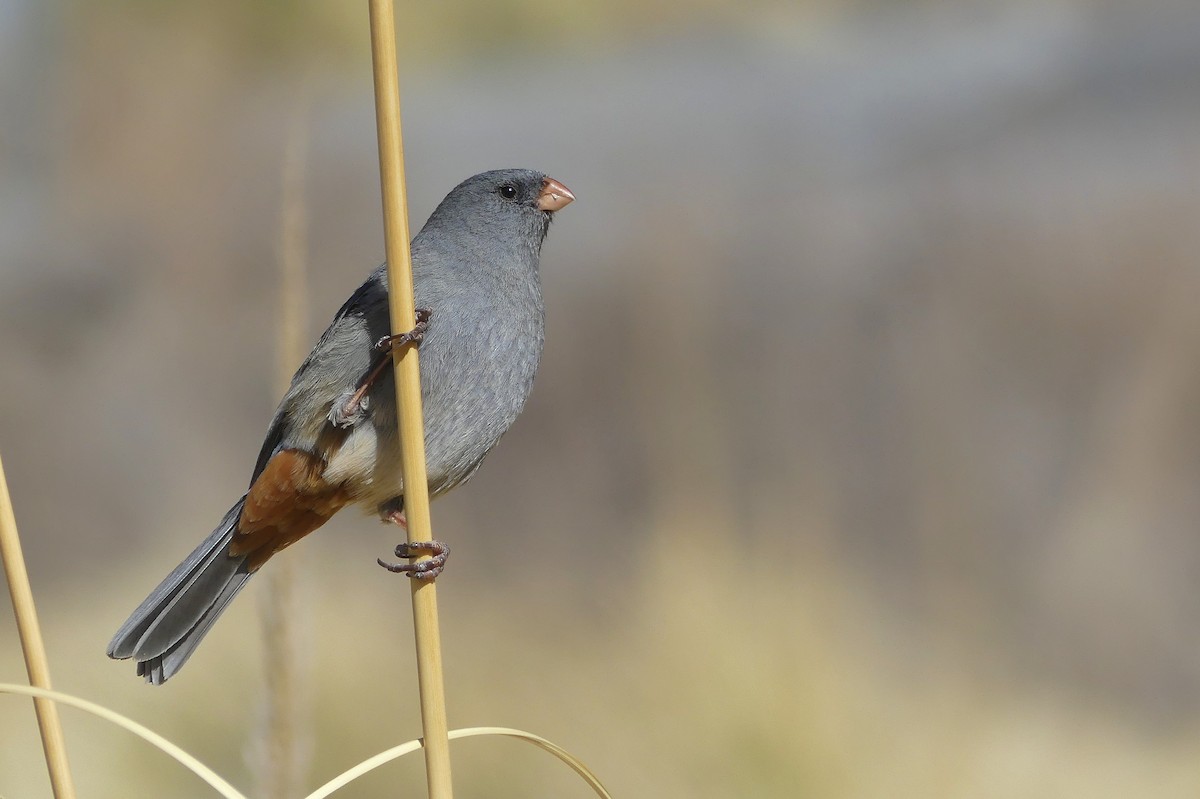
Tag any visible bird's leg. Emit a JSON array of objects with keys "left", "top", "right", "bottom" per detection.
[
  {"left": 329, "top": 308, "right": 432, "bottom": 428},
  {"left": 329, "top": 359, "right": 387, "bottom": 427},
  {"left": 377, "top": 506, "right": 449, "bottom": 580}
]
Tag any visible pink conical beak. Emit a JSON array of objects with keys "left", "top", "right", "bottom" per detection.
[{"left": 537, "top": 177, "right": 575, "bottom": 212}]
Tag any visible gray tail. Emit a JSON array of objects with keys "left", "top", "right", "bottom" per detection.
[{"left": 107, "top": 497, "right": 253, "bottom": 685}]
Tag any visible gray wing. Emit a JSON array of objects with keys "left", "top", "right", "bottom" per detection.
[{"left": 249, "top": 267, "right": 391, "bottom": 484}]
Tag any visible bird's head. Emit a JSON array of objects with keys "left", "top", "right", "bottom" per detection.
[{"left": 422, "top": 169, "right": 575, "bottom": 255}]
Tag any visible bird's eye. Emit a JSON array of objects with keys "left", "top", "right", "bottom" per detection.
[{"left": 499, "top": 185, "right": 517, "bottom": 200}]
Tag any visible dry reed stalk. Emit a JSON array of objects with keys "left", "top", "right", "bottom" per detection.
[
  {"left": 253, "top": 97, "right": 314, "bottom": 799},
  {"left": 0, "top": 681, "right": 613, "bottom": 798},
  {"left": 0, "top": 453, "right": 78, "bottom": 798},
  {"left": 366, "top": 2, "right": 455, "bottom": 796},
  {"left": 306, "top": 727, "right": 614, "bottom": 799},
  {"left": 0, "top": 683, "right": 246, "bottom": 799}
]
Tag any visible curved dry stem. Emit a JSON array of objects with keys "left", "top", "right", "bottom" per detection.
[
  {"left": 0, "top": 685, "right": 611, "bottom": 799},
  {"left": 307, "top": 726, "right": 613, "bottom": 799},
  {"left": 0, "top": 683, "right": 248, "bottom": 799}
]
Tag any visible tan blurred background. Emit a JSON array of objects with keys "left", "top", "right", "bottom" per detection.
[{"left": 3, "top": 0, "right": 1200, "bottom": 796}]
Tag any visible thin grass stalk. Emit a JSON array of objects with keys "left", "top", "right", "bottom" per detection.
[
  {"left": 1, "top": 683, "right": 613, "bottom": 799},
  {"left": 0, "top": 683, "right": 246, "bottom": 799},
  {"left": 306, "top": 727, "right": 614, "bottom": 799},
  {"left": 0, "top": 453, "right": 78, "bottom": 798},
  {"left": 254, "top": 97, "right": 314, "bottom": 799},
  {"left": 366, "top": 2, "right": 454, "bottom": 796}
]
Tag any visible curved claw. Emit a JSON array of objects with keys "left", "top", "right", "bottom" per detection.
[
  {"left": 378, "top": 539, "right": 449, "bottom": 580},
  {"left": 374, "top": 307, "right": 432, "bottom": 353}
]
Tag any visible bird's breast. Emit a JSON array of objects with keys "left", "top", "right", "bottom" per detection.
[{"left": 345, "top": 287, "right": 544, "bottom": 507}]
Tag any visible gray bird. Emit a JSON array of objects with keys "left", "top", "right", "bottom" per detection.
[{"left": 108, "top": 169, "right": 574, "bottom": 683}]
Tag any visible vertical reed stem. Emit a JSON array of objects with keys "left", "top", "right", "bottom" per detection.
[
  {"left": 366, "top": 2, "right": 455, "bottom": 796},
  {"left": 255, "top": 99, "right": 313, "bottom": 799},
  {"left": 0, "top": 453, "right": 77, "bottom": 798}
]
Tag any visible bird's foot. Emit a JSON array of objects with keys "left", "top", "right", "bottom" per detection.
[
  {"left": 374, "top": 307, "right": 432, "bottom": 354},
  {"left": 378, "top": 539, "right": 449, "bottom": 580},
  {"left": 329, "top": 308, "right": 431, "bottom": 429}
]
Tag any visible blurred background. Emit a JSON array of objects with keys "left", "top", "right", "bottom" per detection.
[{"left": 3, "top": 0, "right": 1200, "bottom": 796}]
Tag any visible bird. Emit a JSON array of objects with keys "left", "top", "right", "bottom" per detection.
[{"left": 107, "top": 169, "right": 574, "bottom": 684}]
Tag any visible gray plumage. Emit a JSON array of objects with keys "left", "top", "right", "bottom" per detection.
[{"left": 108, "top": 169, "right": 571, "bottom": 683}]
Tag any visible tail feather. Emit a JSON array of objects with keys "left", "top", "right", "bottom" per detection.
[
  {"left": 108, "top": 497, "right": 253, "bottom": 683},
  {"left": 136, "top": 572, "right": 251, "bottom": 685}
]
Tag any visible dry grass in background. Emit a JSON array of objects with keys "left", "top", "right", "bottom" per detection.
[{"left": 251, "top": 90, "right": 314, "bottom": 799}]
